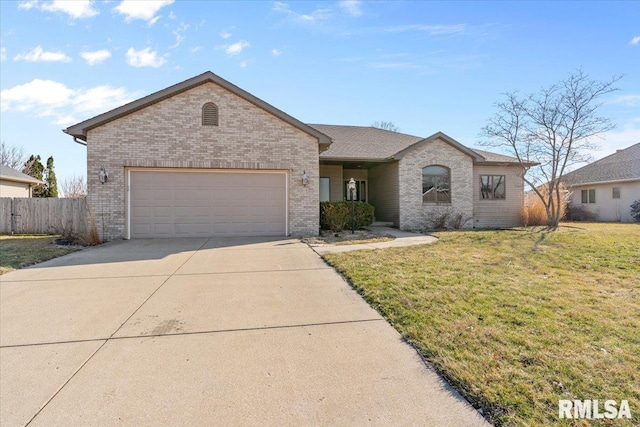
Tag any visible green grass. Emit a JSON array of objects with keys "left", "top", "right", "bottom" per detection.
[
  {"left": 324, "top": 223, "right": 639, "bottom": 426},
  {"left": 0, "top": 235, "right": 80, "bottom": 275}
]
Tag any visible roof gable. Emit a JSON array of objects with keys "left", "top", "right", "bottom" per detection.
[
  {"left": 393, "top": 132, "right": 485, "bottom": 162},
  {"left": 562, "top": 143, "right": 640, "bottom": 186},
  {"left": 64, "top": 71, "right": 331, "bottom": 149}
]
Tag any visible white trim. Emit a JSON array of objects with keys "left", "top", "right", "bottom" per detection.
[
  {"left": 285, "top": 170, "right": 289, "bottom": 236},
  {"left": 127, "top": 167, "right": 288, "bottom": 238},
  {"left": 566, "top": 177, "right": 640, "bottom": 187},
  {"left": 126, "top": 169, "right": 131, "bottom": 239}
]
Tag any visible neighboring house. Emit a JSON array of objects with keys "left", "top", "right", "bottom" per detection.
[
  {"left": 0, "top": 164, "right": 43, "bottom": 198},
  {"left": 562, "top": 143, "right": 640, "bottom": 222},
  {"left": 64, "top": 71, "right": 530, "bottom": 240}
]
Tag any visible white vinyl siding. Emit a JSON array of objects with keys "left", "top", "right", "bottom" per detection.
[
  {"left": 567, "top": 181, "right": 640, "bottom": 222},
  {"left": 473, "top": 165, "right": 524, "bottom": 228},
  {"left": 0, "top": 181, "right": 32, "bottom": 198}
]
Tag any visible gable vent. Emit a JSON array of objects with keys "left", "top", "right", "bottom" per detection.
[{"left": 202, "top": 102, "right": 219, "bottom": 126}]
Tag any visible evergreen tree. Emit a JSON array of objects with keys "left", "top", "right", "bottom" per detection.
[
  {"left": 23, "top": 155, "right": 46, "bottom": 197},
  {"left": 45, "top": 156, "right": 58, "bottom": 198}
]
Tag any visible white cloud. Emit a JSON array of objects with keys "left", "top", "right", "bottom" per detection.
[
  {"left": 53, "top": 114, "right": 78, "bottom": 126},
  {"left": 41, "top": 0, "right": 98, "bottom": 19},
  {"left": 225, "top": 40, "right": 249, "bottom": 56},
  {"left": 271, "top": 48, "right": 282, "bottom": 57},
  {"left": 14, "top": 45, "right": 72, "bottom": 63},
  {"left": 189, "top": 46, "right": 203, "bottom": 54},
  {"left": 1, "top": 79, "right": 74, "bottom": 112},
  {"left": 72, "top": 85, "right": 134, "bottom": 114},
  {"left": 219, "top": 30, "right": 232, "bottom": 39},
  {"left": 1, "top": 78, "right": 138, "bottom": 125},
  {"left": 18, "top": 0, "right": 39, "bottom": 11},
  {"left": 273, "top": 2, "right": 332, "bottom": 24},
  {"left": 629, "top": 36, "right": 640, "bottom": 46},
  {"left": 384, "top": 24, "right": 467, "bottom": 35},
  {"left": 80, "top": 49, "right": 111, "bottom": 65},
  {"left": 338, "top": 0, "right": 362, "bottom": 17},
  {"left": 1, "top": 47, "right": 6, "bottom": 62},
  {"left": 609, "top": 94, "right": 640, "bottom": 107},
  {"left": 169, "top": 22, "right": 189, "bottom": 49},
  {"left": 114, "top": 0, "right": 173, "bottom": 23},
  {"left": 125, "top": 47, "right": 167, "bottom": 67}
]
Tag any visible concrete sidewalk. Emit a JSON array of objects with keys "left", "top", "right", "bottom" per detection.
[
  {"left": 1, "top": 236, "right": 485, "bottom": 426},
  {"left": 310, "top": 226, "right": 438, "bottom": 254}
]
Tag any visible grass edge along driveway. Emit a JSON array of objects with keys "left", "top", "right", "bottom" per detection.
[
  {"left": 324, "top": 223, "right": 639, "bottom": 427},
  {"left": 0, "top": 235, "right": 80, "bottom": 275}
]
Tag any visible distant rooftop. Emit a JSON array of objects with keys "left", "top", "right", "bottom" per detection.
[
  {"left": 562, "top": 143, "right": 640, "bottom": 186},
  {"left": 0, "top": 164, "right": 44, "bottom": 185}
]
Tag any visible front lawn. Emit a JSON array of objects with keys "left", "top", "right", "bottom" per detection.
[
  {"left": 0, "top": 235, "right": 80, "bottom": 275},
  {"left": 324, "top": 223, "right": 639, "bottom": 426}
]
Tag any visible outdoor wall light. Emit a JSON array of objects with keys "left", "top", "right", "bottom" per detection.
[
  {"left": 99, "top": 166, "right": 109, "bottom": 184},
  {"left": 302, "top": 170, "right": 309, "bottom": 186}
]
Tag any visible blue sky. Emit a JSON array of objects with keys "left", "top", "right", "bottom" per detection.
[{"left": 1, "top": 0, "right": 639, "bottom": 185}]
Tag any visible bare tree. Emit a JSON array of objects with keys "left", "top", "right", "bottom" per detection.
[
  {"left": 371, "top": 121, "right": 400, "bottom": 132},
  {"left": 479, "top": 70, "right": 622, "bottom": 228},
  {"left": 60, "top": 175, "right": 87, "bottom": 198},
  {"left": 1, "top": 141, "right": 27, "bottom": 170}
]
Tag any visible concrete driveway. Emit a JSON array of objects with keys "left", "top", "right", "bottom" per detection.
[{"left": 0, "top": 237, "right": 487, "bottom": 426}]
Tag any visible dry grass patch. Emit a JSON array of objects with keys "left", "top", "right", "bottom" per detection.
[
  {"left": 302, "top": 229, "right": 395, "bottom": 246},
  {"left": 324, "top": 223, "right": 639, "bottom": 426},
  {"left": 0, "top": 235, "right": 80, "bottom": 275}
]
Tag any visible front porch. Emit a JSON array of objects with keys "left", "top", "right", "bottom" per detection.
[{"left": 319, "top": 161, "right": 400, "bottom": 226}]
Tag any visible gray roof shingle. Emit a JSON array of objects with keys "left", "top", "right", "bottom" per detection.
[
  {"left": 310, "top": 124, "right": 522, "bottom": 164},
  {"left": 561, "top": 143, "right": 640, "bottom": 186},
  {"left": 311, "top": 124, "right": 423, "bottom": 159},
  {"left": 0, "top": 164, "right": 43, "bottom": 184}
]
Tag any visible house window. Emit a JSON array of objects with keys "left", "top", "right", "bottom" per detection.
[
  {"left": 581, "top": 189, "right": 596, "bottom": 203},
  {"left": 344, "top": 180, "right": 366, "bottom": 202},
  {"left": 422, "top": 165, "right": 451, "bottom": 203},
  {"left": 202, "top": 102, "right": 219, "bottom": 126},
  {"left": 320, "top": 178, "right": 330, "bottom": 202},
  {"left": 612, "top": 187, "right": 621, "bottom": 199},
  {"left": 480, "top": 175, "right": 506, "bottom": 199}
]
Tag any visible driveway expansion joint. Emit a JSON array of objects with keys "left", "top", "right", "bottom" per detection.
[{"left": 1, "top": 318, "right": 385, "bottom": 349}]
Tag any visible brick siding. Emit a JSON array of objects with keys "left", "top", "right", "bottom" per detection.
[{"left": 86, "top": 82, "right": 319, "bottom": 240}]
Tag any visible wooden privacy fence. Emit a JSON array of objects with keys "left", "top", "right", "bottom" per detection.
[{"left": 0, "top": 198, "right": 88, "bottom": 235}]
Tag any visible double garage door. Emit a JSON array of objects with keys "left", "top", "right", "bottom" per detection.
[{"left": 130, "top": 170, "right": 287, "bottom": 238}]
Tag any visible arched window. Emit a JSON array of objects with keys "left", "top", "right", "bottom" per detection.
[
  {"left": 202, "top": 102, "right": 218, "bottom": 126},
  {"left": 422, "top": 165, "right": 451, "bottom": 203}
]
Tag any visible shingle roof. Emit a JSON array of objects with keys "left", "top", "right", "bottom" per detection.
[
  {"left": 562, "top": 143, "right": 640, "bottom": 186},
  {"left": 310, "top": 124, "right": 522, "bottom": 164},
  {"left": 310, "top": 124, "right": 423, "bottom": 159},
  {"left": 0, "top": 164, "right": 43, "bottom": 185}
]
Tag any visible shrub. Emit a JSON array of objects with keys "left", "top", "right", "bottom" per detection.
[
  {"left": 564, "top": 203, "right": 597, "bottom": 222},
  {"left": 320, "top": 201, "right": 375, "bottom": 232},
  {"left": 631, "top": 200, "right": 640, "bottom": 222},
  {"left": 424, "top": 208, "right": 471, "bottom": 230}
]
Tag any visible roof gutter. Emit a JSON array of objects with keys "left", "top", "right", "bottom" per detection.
[{"left": 73, "top": 136, "right": 87, "bottom": 147}]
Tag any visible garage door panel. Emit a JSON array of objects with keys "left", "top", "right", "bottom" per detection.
[{"left": 131, "top": 170, "right": 286, "bottom": 238}]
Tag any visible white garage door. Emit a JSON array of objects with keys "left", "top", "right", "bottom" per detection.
[{"left": 129, "top": 170, "right": 287, "bottom": 238}]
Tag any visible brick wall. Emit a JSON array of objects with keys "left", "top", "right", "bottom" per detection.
[
  {"left": 86, "top": 82, "right": 320, "bottom": 240},
  {"left": 398, "top": 138, "right": 474, "bottom": 230}
]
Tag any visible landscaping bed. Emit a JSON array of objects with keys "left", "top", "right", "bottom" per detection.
[
  {"left": 302, "top": 229, "right": 395, "bottom": 245},
  {"left": 324, "top": 223, "right": 639, "bottom": 426}
]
